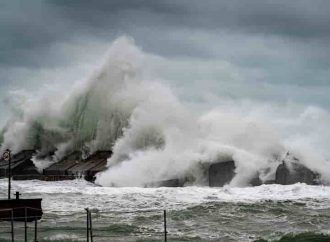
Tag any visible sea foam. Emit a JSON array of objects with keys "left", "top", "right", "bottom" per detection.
[{"left": 1, "top": 37, "right": 329, "bottom": 187}]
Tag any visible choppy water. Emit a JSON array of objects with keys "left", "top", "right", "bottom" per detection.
[{"left": 0, "top": 179, "right": 329, "bottom": 241}]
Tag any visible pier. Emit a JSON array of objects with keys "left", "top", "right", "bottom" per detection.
[
  {"left": 0, "top": 207, "right": 169, "bottom": 242},
  {"left": 0, "top": 149, "right": 321, "bottom": 186},
  {"left": 0, "top": 149, "right": 43, "bottom": 225}
]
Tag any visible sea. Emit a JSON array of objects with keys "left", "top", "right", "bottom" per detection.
[{"left": 0, "top": 179, "right": 329, "bottom": 241}]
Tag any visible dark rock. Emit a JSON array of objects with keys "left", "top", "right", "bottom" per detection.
[
  {"left": 275, "top": 161, "right": 318, "bottom": 185},
  {"left": 249, "top": 176, "right": 262, "bottom": 186},
  {"left": 147, "top": 178, "right": 185, "bottom": 187},
  {"left": 161, "top": 179, "right": 184, "bottom": 187},
  {"left": 208, "top": 160, "right": 235, "bottom": 187},
  {"left": 264, "top": 180, "right": 276, "bottom": 184}
]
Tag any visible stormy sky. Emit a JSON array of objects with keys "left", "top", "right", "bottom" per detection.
[{"left": 1, "top": 0, "right": 330, "bottom": 125}]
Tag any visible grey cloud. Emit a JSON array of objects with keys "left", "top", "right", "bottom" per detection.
[
  {"left": 172, "top": 0, "right": 330, "bottom": 39},
  {"left": 47, "top": 0, "right": 330, "bottom": 39},
  {"left": 2, "top": 0, "right": 330, "bottom": 67},
  {"left": 0, "top": 0, "right": 330, "bottom": 114}
]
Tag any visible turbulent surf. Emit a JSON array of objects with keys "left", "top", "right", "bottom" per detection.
[{"left": 1, "top": 37, "right": 329, "bottom": 187}]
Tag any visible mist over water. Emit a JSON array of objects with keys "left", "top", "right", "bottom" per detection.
[{"left": 1, "top": 37, "right": 329, "bottom": 186}]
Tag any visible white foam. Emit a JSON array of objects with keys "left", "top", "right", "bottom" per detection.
[
  {"left": 1, "top": 36, "right": 330, "bottom": 187},
  {"left": 0, "top": 180, "right": 329, "bottom": 213}
]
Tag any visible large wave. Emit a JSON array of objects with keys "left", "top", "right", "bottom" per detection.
[{"left": 1, "top": 37, "right": 329, "bottom": 186}]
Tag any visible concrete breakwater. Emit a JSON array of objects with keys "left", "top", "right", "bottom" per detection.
[
  {"left": 0, "top": 150, "right": 112, "bottom": 182},
  {"left": 0, "top": 150, "right": 320, "bottom": 187}
]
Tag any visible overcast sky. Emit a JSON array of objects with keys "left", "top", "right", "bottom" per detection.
[{"left": 1, "top": 0, "right": 330, "bottom": 125}]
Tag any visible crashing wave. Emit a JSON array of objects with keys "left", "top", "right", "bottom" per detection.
[{"left": 1, "top": 36, "right": 329, "bottom": 187}]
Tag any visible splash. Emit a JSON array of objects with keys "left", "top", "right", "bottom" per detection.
[
  {"left": 1, "top": 37, "right": 142, "bottom": 157},
  {"left": 1, "top": 36, "right": 329, "bottom": 186}
]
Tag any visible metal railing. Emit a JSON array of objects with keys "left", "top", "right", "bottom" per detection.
[
  {"left": 0, "top": 207, "right": 169, "bottom": 242},
  {"left": 0, "top": 207, "right": 41, "bottom": 242}
]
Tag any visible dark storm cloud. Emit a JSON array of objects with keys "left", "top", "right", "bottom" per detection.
[
  {"left": 0, "top": 1, "right": 74, "bottom": 68},
  {"left": 2, "top": 0, "right": 330, "bottom": 68},
  {"left": 1, "top": 0, "right": 330, "bottom": 141},
  {"left": 1, "top": 0, "right": 330, "bottom": 73},
  {"left": 0, "top": 0, "right": 330, "bottom": 112},
  {"left": 47, "top": 0, "right": 330, "bottom": 39},
  {"left": 0, "top": 0, "right": 181, "bottom": 67},
  {"left": 177, "top": 0, "right": 330, "bottom": 39}
]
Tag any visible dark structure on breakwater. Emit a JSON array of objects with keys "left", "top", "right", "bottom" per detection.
[
  {"left": 275, "top": 161, "right": 318, "bottom": 185},
  {"left": 157, "top": 157, "right": 320, "bottom": 187},
  {"left": 0, "top": 150, "right": 39, "bottom": 180},
  {"left": 0, "top": 149, "right": 321, "bottom": 187},
  {"left": 66, "top": 150, "right": 112, "bottom": 181},
  {"left": 0, "top": 150, "right": 112, "bottom": 182},
  {"left": 43, "top": 151, "right": 82, "bottom": 178},
  {"left": 208, "top": 159, "right": 319, "bottom": 187},
  {"left": 209, "top": 160, "right": 235, "bottom": 187}
]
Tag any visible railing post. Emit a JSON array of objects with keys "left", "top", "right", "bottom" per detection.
[
  {"left": 10, "top": 209, "right": 14, "bottom": 242},
  {"left": 34, "top": 217, "right": 38, "bottom": 242},
  {"left": 164, "top": 210, "right": 167, "bottom": 242},
  {"left": 24, "top": 208, "right": 27, "bottom": 242},
  {"left": 89, "top": 211, "right": 93, "bottom": 242},
  {"left": 85, "top": 208, "right": 90, "bottom": 242},
  {"left": 3, "top": 149, "right": 12, "bottom": 200},
  {"left": 8, "top": 155, "right": 11, "bottom": 200}
]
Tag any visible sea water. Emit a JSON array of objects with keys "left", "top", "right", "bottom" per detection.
[{"left": 0, "top": 179, "right": 329, "bottom": 241}]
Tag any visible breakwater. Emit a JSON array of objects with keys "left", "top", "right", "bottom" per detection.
[{"left": 0, "top": 149, "right": 323, "bottom": 187}]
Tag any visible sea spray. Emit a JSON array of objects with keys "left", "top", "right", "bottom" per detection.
[
  {"left": 0, "top": 36, "right": 329, "bottom": 186},
  {"left": 1, "top": 36, "right": 142, "bottom": 157}
]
